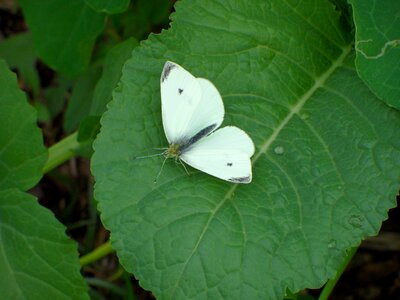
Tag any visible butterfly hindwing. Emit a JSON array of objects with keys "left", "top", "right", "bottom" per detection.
[{"left": 180, "top": 126, "right": 254, "bottom": 183}]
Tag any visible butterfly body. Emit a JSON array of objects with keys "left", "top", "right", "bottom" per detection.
[{"left": 165, "top": 144, "right": 181, "bottom": 159}]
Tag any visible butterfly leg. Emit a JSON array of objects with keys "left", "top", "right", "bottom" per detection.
[
  {"left": 177, "top": 158, "right": 190, "bottom": 176},
  {"left": 153, "top": 156, "right": 168, "bottom": 184}
]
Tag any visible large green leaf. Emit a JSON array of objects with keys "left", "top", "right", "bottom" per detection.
[
  {"left": 19, "top": 0, "right": 105, "bottom": 76},
  {"left": 0, "top": 60, "right": 46, "bottom": 191},
  {"left": 92, "top": 0, "right": 400, "bottom": 299},
  {"left": 0, "top": 189, "right": 89, "bottom": 300},
  {"left": 0, "top": 60, "right": 89, "bottom": 299},
  {"left": 349, "top": 0, "right": 400, "bottom": 110}
]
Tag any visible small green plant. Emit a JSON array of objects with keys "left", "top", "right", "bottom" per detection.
[{"left": 0, "top": 0, "right": 399, "bottom": 299}]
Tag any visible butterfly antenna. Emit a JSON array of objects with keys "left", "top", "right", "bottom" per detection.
[
  {"left": 134, "top": 152, "right": 165, "bottom": 160},
  {"left": 153, "top": 156, "right": 168, "bottom": 184}
]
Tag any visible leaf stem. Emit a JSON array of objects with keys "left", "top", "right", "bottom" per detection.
[
  {"left": 43, "top": 132, "right": 80, "bottom": 173},
  {"left": 80, "top": 240, "right": 114, "bottom": 266},
  {"left": 318, "top": 246, "right": 358, "bottom": 300},
  {"left": 85, "top": 277, "right": 125, "bottom": 296}
]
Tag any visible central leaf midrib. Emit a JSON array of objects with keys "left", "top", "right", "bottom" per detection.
[{"left": 170, "top": 45, "right": 352, "bottom": 298}]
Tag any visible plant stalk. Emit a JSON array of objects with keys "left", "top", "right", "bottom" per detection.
[
  {"left": 80, "top": 240, "right": 114, "bottom": 266},
  {"left": 43, "top": 132, "right": 80, "bottom": 173}
]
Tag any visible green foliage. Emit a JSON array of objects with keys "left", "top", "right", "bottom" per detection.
[
  {"left": 115, "top": 0, "right": 174, "bottom": 40},
  {"left": 19, "top": 0, "right": 105, "bottom": 77},
  {"left": 0, "top": 33, "right": 39, "bottom": 95},
  {"left": 78, "top": 116, "right": 102, "bottom": 142},
  {"left": 76, "top": 116, "right": 102, "bottom": 158},
  {"left": 91, "top": 1, "right": 400, "bottom": 299},
  {"left": 0, "top": 60, "right": 46, "bottom": 190},
  {"left": 90, "top": 37, "right": 138, "bottom": 115},
  {"left": 1, "top": 0, "right": 399, "bottom": 299},
  {"left": 349, "top": 0, "right": 400, "bottom": 110},
  {"left": 0, "top": 60, "right": 89, "bottom": 299},
  {"left": 43, "top": 77, "right": 72, "bottom": 119},
  {"left": 85, "top": 0, "right": 130, "bottom": 14},
  {"left": 64, "top": 62, "right": 103, "bottom": 133},
  {"left": 65, "top": 37, "right": 138, "bottom": 150},
  {"left": 0, "top": 189, "right": 89, "bottom": 300}
]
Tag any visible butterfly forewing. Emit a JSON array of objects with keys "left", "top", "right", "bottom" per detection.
[
  {"left": 160, "top": 62, "right": 202, "bottom": 143},
  {"left": 160, "top": 62, "right": 224, "bottom": 144},
  {"left": 185, "top": 78, "right": 224, "bottom": 139}
]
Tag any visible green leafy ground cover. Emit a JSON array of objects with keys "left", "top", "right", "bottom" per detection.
[
  {"left": 0, "top": 60, "right": 88, "bottom": 299},
  {"left": 0, "top": 0, "right": 399, "bottom": 299}
]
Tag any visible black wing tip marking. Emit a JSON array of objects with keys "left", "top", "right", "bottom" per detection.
[
  {"left": 161, "top": 62, "right": 176, "bottom": 82},
  {"left": 180, "top": 123, "right": 218, "bottom": 151},
  {"left": 229, "top": 176, "right": 251, "bottom": 184}
]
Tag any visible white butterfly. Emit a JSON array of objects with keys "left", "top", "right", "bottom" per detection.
[{"left": 160, "top": 61, "right": 255, "bottom": 184}]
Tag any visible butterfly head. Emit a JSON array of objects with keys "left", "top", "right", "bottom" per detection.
[{"left": 165, "top": 143, "right": 181, "bottom": 159}]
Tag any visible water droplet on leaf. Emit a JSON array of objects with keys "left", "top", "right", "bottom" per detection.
[
  {"left": 328, "top": 239, "right": 337, "bottom": 249},
  {"left": 357, "top": 139, "right": 375, "bottom": 150},
  {"left": 348, "top": 214, "right": 363, "bottom": 228},
  {"left": 300, "top": 112, "right": 310, "bottom": 120},
  {"left": 274, "top": 146, "right": 284, "bottom": 155}
]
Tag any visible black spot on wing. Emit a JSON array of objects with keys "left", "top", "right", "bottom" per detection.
[
  {"left": 180, "top": 123, "right": 218, "bottom": 151},
  {"left": 229, "top": 176, "right": 251, "bottom": 183},
  {"left": 227, "top": 163, "right": 233, "bottom": 167},
  {"left": 178, "top": 88, "right": 183, "bottom": 94},
  {"left": 161, "top": 62, "right": 176, "bottom": 82}
]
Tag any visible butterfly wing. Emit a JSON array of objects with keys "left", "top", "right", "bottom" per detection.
[
  {"left": 180, "top": 126, "right": 255, "bottom": 183},
  {"left": 160, "top": 61, "right": 224, "bottom": 144}
]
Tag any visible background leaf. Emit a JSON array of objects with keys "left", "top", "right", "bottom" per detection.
[
  {"left": 0, "top": 59, "right": 46, "bottom": 190},
  {"left": 64, "top": 62, "right": 102, "bottom": 133},
  {"left": 78, "top": 116, "right": 102, "bottom": 142},
  {"left": 349, "top": 0, "right": 400, "bottom": 110},
  {"left": 0, "top": 60, "right": 89, "bottom": 300},
  {"left": 43, "top": 77, "right": 72, "bottom": 119},
  {"left": 85, "top": 0, "right": 130, "bottom": 14},
  {"left": 115, "top": 0, "right": 174, "bottom": 40},
  {"left": 0, "top": 32, "right": 39, "bottom": 95},
  {"left": 90, "top": 37, "right": 138, "bottom": 116},
  {"left": 19, "top": 0, "right": 105, "bottom": 77},
  {"left": 0, "top": 189, "right": 89, "bottom": 300},
  {"left": 92, "top": 0, "right": 400, "bottom": 299}
]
